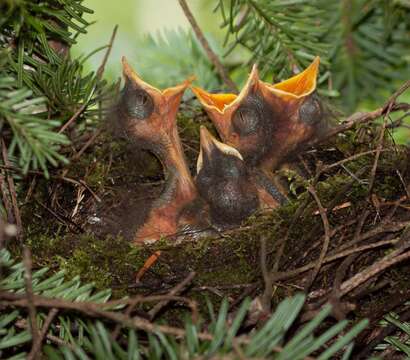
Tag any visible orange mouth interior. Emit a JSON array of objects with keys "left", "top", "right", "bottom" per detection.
[
  {"left": 272, "top": 57, "right": 320, "bottom": 97},
  {"left": 192, "top": 87, "right": 237, "bottom": 112}
]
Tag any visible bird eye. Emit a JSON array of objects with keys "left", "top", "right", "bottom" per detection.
[
  {"left": 232, "top": 105, "right": 261, "bottom": 136},
  {"left": 122, "top": 84, "right": 154, "bottom": 120},
  {"left": 135, "top": 91, "right": 149, "bottom": 106},
  {"left": 299, "top": 95, "right": 322, "bottom": 125}
]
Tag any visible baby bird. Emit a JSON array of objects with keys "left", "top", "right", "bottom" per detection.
[
  {"left": 192, "top": 57, "right": 326, "bottom": 172},
  {"left": 116, "top": 57, "right": 201, "bottom": 243},
  {"left": 196, "top": 126, "right": 284, "bottom": 228}
]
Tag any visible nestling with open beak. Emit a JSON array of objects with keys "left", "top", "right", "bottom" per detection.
[
  {"left": 192, "top": 57, "right": 328, "bottom": 172},
  {"left": 116, "top": 57, "right": 205, "bottom": 244},
  {"left": 196, "top": 126, "right": 284, "bottom": 228}
]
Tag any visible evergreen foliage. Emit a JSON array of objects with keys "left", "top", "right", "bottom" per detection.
[
  {"left": 217, "top": 0, "right": 410, "bottom": 110},
  {"left": 0, "top": 1, "right": 409, "bottom": 359},
  {"left": 375, "top": 311, "right": 410, "bottom": 357},
  {"left": 0, "top": 249, "right": 370, "bottom": 359},
  {"left": 0, "top": 0, "right": 114, "bottom": 176}
]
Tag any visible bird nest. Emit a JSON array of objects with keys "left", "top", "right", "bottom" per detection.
[{"left": 9, "top": 82, "right": 410, "bottom": 356}]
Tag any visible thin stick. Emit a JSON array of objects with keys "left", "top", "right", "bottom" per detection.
[
  {"left": 0, "top": 172, "right": 13, "bottom": 225},
  {"left": 269, "top": 238, "right": 399, "bottom": 283},
  {"left": 0, "top": 218, "right": 4, "bottom": 250},
  {"left": 340, "top": 249, "right": 410, "bottom": 296},
  {"left": 272, "top": 197, "right": 310, "bottom": 273},
  {"left": 335, "top": 222, "right": 410, "bottom": 299},
  {"left": 15, "top": 319, "right": 76, "bottom": 351},
  {"left": 72, "top": 129, "right": 103, "bottom": 160},
  {"left": 322, "top": 149, "right": 391, "bottom": 172},
  {"left": 309, "top": 102, "right": 410, "bottom": 148},
  {"left": 0, "top": 293, "right": 214, "bottom": 342},
  {"left": 148, "top": 271, "right": 196, "bottom": 320},
  {"left": 177, "top": 0, "right": 238, "bottom": 93},
  {"left": 27, "top": 308, "right": 59, "bottom": 360},
  {"left": 305, "top": 185, "right": 331, "bottom": 291},
  {"left": 59, "top": 25, "right": 118, "bottom": 133},
  {"left": 368, "top": 110, "right": 391, "bottom": 193},
  {"left": 111, "top": 297, "right": 142, "bottom": 341},
  {"left": 0, "top": 164, "right": 101, "bottom": 202},
  {"left": 1, "top": 139, "right": 22, "bottom": 241},
  {"left": 23, "top": 247, "right": 40, "bottom": 353},
  {"left": 1, "top": 290, "right": 290, "bottom": 353},
  {"left": 338, "top": 218, "right": 408, "bottom": 252},
  {"left": 260, "top": 236, "right": 272, "bottom": 312},
  {"left": 96, "top": 25, "right": 118, "bottom": 79}
]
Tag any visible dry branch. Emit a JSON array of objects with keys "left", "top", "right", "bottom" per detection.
[{"left": 177, "top": 0, "right": 238, "bottom": 92}]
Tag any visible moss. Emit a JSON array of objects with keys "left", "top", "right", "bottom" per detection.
[
  {"left": 25, "top": 230, "right": 149, "bottom": 297},
  {"left": 16, "top": 117, "right": 410, "bottom": 314}
]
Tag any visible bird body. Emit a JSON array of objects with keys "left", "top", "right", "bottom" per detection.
[
  {"left": 117, "top": 58, "right": 202, "bottom": 244},
  {"left": 115, "top": 57, "right": 327, "bottom": 244}
]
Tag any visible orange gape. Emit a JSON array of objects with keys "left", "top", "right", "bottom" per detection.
[
  {"left": 117, "top": 57, "right": 199, "bottom": 244},
  {"left": 192, "top": 57, "right": 325, "bottom": 171},
  {"left": 117, "top": 58, "right": 328, "bottom": 244}
]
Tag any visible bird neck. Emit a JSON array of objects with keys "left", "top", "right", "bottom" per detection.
[{"left": 159, "top": 127, "right": 197, "bottom": 203}]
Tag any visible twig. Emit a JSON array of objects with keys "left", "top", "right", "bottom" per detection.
[
  {"left": 260, "top": 236, "right": 272, "bottom": 312},
  {"left": 0, "top": 218, "right": 4, "bottom": 250},
  {"left": 0, "top": 292, "right": 219, "bottom": 343},
  {"left": 331, "top": 210, "right": 368, "bottom": 300},
  {"left": 35, "top": 200, "right": 84, "bottom": 233},
  {"left": 58, "top": 25, "right": 118, "bottom": 133},
  {"left": 27, "top": 308, "right": 59, "bottom": 360},
  {"left": 367, "top": 108, "right": 392, "bottom": 193},
  {"left": 1, "top": 289, "right": 291, "bottom": 354},
  {"left": 329, "top": 208, "right": 370, "bottom": 309},
  {"left": 338, "top": 218, "right": 409, "bottom": 252},
  {"left": 73, "top": 129, "right": 103, "bottom": 160},
  {"left": 111, "top": 297, "right": 142, "bottom": 341},
  {"left": 272, "top": 193, "right": 312, "bottom": 273},
  {"left": 340, "top": 248, "right": 410, "bottom": 297},
  {"left": 0, "top": 164, "right": 101, "bottom": 202},
  {"left": 15, "top": 319, "right": 75, "bottom": 351},
  {"left": 322, "top": 149, "right": 391, "bottom": 172},
  {"left": 309, "top": 102, "right": 410, "bottom": 148},
  {"left": 0, "top": 172, "right": 13, "bottom": 225},
  {"left": 396, "top": 169, "right": 410, "bottom": 200},
  {"left": 148, "top": 271, "right": 196, "bottom": 320},
  {"left": 1, "top": 139, "right": 22, "bottom": 241},
  {"left": 96, "top": 25, "right": 118, "bottom": 79},
  {"left": 270, "top": 238, "right": 399, "bottom": 283},
  {"left": 305, "top": 185, "right": 331, "bottom": 291},
  {"left": 23, "top": 247, "right": 40, "bottom": 355},
  {"left": 177, "top": 0, "right": 238, "bottom": 93},
  {"left": 356, "top": 307, "right": 410, "bottom": 359},
  {"left": 329, "top": 253, "right": 360, "bottom": 319},
  {"left": 386, "top": 111, "right": 410, "bottom": 129},
  {"left": 148, "top": 271, "right": 198, "bottom": 322}
]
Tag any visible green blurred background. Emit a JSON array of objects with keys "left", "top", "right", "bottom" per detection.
[
  {"left": 72, "top": 0, "right": 222, "bottom": 81},
  {"left": 72, "top": 0, "right": 410, "bottom": 143}
]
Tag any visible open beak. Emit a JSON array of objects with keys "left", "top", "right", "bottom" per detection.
[
  {"left": 192, "top": 65, "right": 260, "bottom": 141},
  {"left": 262, "top": 56, "right": 320, "bottom": 100},
  {"left": 197, "top": 126, "right": 243, "bottom": 174},
  {"left": 121, "top": 56, "right": 192, "bottom": 126}
]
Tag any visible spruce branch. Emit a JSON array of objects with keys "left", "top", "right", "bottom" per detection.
[{"left": 0, "top": 249, "right": 368, "bottom": 359}]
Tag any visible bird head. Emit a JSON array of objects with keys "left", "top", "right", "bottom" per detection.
[
  {"left": 118, "top": 57, "right": 191, "bottom": 157},
  {"left": 196, "top": 126, "right": 259, "bottom": 227},
  {"left": 193, "top": 57, "right": 325, "bottom": 170}
]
